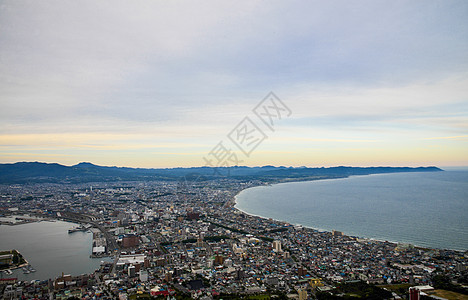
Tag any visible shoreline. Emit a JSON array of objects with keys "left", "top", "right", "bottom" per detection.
[
  {"left": 231, "top": 174, "right": 467, "bottom": 253},
  {"left": 0, "top": 249, "right": 30, "bottom": 274},
  {"left": 0, "top": 219, "right": 107, "bottom": 281}
]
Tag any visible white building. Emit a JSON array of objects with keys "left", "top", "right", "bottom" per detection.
[
  {"left": 273, "top": 240, "right": 282, "bottom": 252},
  {"left": 139, "top": 270, "right": 148, "bottom": 282}
]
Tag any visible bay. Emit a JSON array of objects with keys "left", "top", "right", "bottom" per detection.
[
  {"left": 0, "top": 219, "right": 109, "bottom": 281},
  {"left": 235, "top": 171, "right": 468, "bottom": 251}
]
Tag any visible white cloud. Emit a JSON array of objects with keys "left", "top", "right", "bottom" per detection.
[{"left": 0, "top": 0, "right": 467, "bottom": 166}]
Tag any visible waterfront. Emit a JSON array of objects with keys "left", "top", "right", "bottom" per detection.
[
  {"left": 0, "top": 219, "right": 108, "bottom": 281},
  {"left": 235, "top": 171, "right": 468, "bottom": 251},
  {"left": 0, "top": 176, "right": 466, "bottom": 298}
]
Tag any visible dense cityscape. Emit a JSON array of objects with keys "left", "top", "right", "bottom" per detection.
[{"left": 1, "top": 177, "right": 467, "bottom": 299}]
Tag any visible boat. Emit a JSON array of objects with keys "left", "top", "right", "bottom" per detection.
[
  {"left": 3, "top": 269, "right": 13, "bottom": 275},
  {"left": 28, "top": 265, "right": 36, "bottom": 272},
  {"left": 22, "top": 267, "right": 30, "bottom": 274}
]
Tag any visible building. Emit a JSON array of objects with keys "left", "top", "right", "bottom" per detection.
[
  {"left": 332, "top": 230, "right": 343, "bottom": 236},
  {"left": 0, "top": 278, "right": 17, "bottom": 285},
  {"left": 187, "top": 212, "right": 200, "bottom": 220},
  {"left": 273, "top": 240, "right": 282, "bottom": 252},
  {"left": 309, "top": 278, "right": 323, "bottom": 288},
  {"left": 298, "top": 288, "right": 307, "bottom": 300},
  {"left": 139, "top": 270, "right": 148, "bottom": 282},
  {"left": 3, "top": 285, "right": 22, "bottom": 299},
  {"left": 92, "top": 246, "right": 106, "bottom": 255},
  {"left": 214, "top": 255, "right": 224, "bottom": 266},
  {"left": 409, "top": 287, "right": 420, "bottom": 300},
  {"left": 128, "top": 265, "right": 136, "bottom": 277},
  {"left": 122, "top": 234, "right": 139, "bottom": 248},
  {"left": 54, "top": 274, "right": 73, "bottom": 290},
  {"left": 297, "top": 267, "right": 307, "bottom": 277},
  {"left": 144, "top": 258, "right": 150, "bottom": 268},
  {"left": 196, "top": 232, "right": 204, "bottom": 248}
]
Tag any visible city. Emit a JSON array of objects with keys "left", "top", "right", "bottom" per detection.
[
  {"left": 1, "top": 178, "right": 466, "bottom": 299},
  {"left": 1, "top": 1, "right": 468, "bottom": 299}
]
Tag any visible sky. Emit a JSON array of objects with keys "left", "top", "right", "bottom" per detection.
[{"left": 0, "top": 0, "right": 467, "bottom": 168}]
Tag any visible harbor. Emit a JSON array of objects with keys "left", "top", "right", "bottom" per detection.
[
  {"left": 0, "top": 218, "right": 111, "bottom": 281},
  {"left": 68, "top": 224, "right": 90, "bottom": 234},
  {"left": 0, "top": 215, "right": 44, "bottom": 226},
  {"left": 0, "top": 249, "right": 29, "bottom": 276}
]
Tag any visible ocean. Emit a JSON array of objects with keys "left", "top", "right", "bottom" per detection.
[{"left": 235, "top": 170, "right": 468, "bottom": 251}]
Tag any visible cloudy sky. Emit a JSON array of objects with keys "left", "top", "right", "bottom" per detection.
[{"left": 1, "top": 0, "right": 467, "bottom": 168}]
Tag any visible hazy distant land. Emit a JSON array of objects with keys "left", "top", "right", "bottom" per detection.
[{"left": 0, "top": 161, "right": 442, "bottom": 184}]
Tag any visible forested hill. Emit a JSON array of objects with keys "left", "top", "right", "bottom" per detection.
[{"left": 0, "top": 162, "right": 442, "bottom": 184}]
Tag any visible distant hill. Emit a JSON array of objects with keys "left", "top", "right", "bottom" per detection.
[{"left": 0, "top": 162, "right": 443, "bottom": 184}]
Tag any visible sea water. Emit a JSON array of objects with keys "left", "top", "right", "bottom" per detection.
[{"left": 235, "top": 171, "right": 468, "bottom": 250}]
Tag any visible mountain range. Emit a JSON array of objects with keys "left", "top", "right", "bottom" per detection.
[{"left": 0, "top": 162, "right": 443, "bottom": 184}]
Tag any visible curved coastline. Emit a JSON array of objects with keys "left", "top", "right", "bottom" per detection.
[
  {"left": 232, "top": 175, "right": 390, "bottom": 235},
  {"left": 232, "top": 172, "right": 467, "bottom": 252},
  {"left": 233, "top": 180, "right": 402, "bottom": 244},
  {"left": 234, "top": 200, "right": 425, "bottom": 250}
]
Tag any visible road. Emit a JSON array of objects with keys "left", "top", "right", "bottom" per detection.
[{"left": 59, "top": 211, "right": 120, "bottom": 252}]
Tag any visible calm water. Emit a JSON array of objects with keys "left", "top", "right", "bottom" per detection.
[
  {"left": 235, "top": 171, "right": 468, "bottom": 251},
  {"left": 0, "top": 219, "right": 108, "bottom": 280}
]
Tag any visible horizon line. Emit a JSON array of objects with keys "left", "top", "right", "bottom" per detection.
[{"left": 0, "top": 160, "right": 450, "bottom": 170}]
